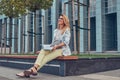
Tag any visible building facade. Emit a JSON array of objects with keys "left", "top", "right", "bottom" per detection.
[
  {"left": 79, "top": 0, "right": 120, "bottom": 53},
  {"left": 91, "top": 0, "right": 120, "bottom": 53},
  {"left": 0, "top": 0, "right": 120, "bottom": 54}
]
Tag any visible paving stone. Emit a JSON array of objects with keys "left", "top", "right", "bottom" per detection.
[{"left": 0, "top": 66, "right": 120, "bottom": 80}]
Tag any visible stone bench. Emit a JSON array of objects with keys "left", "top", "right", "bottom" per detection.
[{"left": 0, "top": 55, "right": 78, "bottom": 76}]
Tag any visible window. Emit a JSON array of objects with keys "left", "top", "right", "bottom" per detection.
[{"left": 48, "top": 8, "right": 51, "bottom": 25}]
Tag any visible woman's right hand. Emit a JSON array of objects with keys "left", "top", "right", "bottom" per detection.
[{"left": 52, "top": 45, "right": 57, "bottom": 51}]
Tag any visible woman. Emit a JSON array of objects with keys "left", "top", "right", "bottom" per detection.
[{"left": 16, "top": 14, "right": 71, "bottom": 77}]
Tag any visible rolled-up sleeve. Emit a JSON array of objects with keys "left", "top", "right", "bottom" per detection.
[{"left": 62, "top": 30, "right": 71, "bottom": 46}]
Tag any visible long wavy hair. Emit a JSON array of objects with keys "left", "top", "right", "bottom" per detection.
[{"left": 57, "top": 14, "right": 70, "bottom": 30}]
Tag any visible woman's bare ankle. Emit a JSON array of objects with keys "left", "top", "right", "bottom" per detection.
[{"left": 34, "top": 64, "right": 40, "bottom": 70}]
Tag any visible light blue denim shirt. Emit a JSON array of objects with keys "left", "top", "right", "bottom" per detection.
[{"left": 51, "top": 28, "right": 71, "bottom": 56}]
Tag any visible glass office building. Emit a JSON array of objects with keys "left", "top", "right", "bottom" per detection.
[{"left": 0, "top": 0, "right": 120, "bottom": 54}]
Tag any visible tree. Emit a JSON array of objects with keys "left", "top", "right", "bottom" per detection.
[
  {"left": 0, "top": 0, "right": 26, "bottom": 17},
  {"left": 25, "top": 0, "right": 53, "bottom": 53},
  {"left": 0, "top": 0, "right": 27, "bottom": 54},
  {"left": 0, "top": 0, "right": 53, "bottom": 54}
]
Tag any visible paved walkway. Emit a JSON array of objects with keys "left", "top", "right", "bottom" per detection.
[
  {"left": 0, "top": 66, "right": 120, "bottom": 80},
  {"left": 0, "top": 76, "right": 13, "bottom": 80}
]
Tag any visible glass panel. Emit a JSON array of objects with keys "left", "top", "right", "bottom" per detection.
[
  {"left": 90, "top": 0, "right": 96, "bottom": 17},
  {"left": 104, "top": 0, "right": 116, "bottom": 14}
]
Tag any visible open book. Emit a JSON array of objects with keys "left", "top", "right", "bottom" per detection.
[{"left": 42, "top": 44, "right": 53, "bottom": 50}]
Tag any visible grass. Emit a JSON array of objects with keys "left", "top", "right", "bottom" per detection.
[{"left": 72, "top": 53, "right": 120, "bottom": 58}]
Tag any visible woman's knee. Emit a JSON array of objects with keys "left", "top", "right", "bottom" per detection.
[{"left": 53, "top": 49, "right": 62, "bottom": 55}]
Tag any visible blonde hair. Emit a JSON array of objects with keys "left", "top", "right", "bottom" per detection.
[{"left": 58, "top": 14, "right": 70, "bottom": 30}]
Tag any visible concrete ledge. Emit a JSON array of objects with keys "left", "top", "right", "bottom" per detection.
[
  {"left": 65, "top": 58, "right": 120, "bottom": 76},
  {"left": 0, "top": 55, "right": 120, "bottom": 76}
]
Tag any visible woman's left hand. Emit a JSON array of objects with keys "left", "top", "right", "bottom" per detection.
[{"left": 36, "top": 51, "right": 40, "bottom": 54}]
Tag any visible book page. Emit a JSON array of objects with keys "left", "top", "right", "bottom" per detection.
[{"left": 42, "top": 44, "right": 53, "bottom": 50}]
